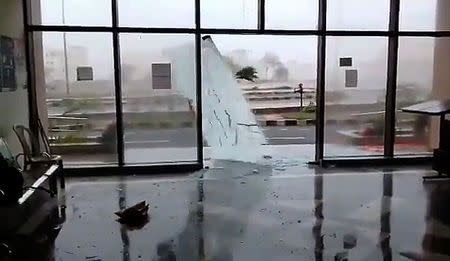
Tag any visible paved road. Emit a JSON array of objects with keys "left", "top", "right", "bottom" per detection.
[
  {"left": 261, "top": 126, "right": 314, "bottom": 145},
  {"left": 124, "top": 128, "right": 197, "bottom": 148},
  {"left": 122, "top": 125, "right": 343, "bottom": 148}
]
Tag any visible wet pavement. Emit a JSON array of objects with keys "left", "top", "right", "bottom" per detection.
[{"left": 10, "top": 163, "right": 450, "bottom": 260}]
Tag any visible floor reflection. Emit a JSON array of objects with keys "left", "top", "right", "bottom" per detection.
[
  {"left": 313, "top": 172, "right": 324, "bottom": 261},
  {"left": 153, "top": 174, "right": 205, "bottom": 261},
  {"left": 380, "top": 171, "right": 392, "bottom": 261},
  {"left": 117, "top": 178, "right": 130, "bottom": 261},
  {"left": 422, "top": 182, "right": 450, "bottom": 259},
  {"left": 41, "top": 166, "right": 450, "bottom": 261}
]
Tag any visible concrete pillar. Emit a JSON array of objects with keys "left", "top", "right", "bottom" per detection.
[
  {"left": 25, "top": 0, "right": 48, "bottom": 134},
  {"left": 432, "top": 0, "right": 450, "bottom": 98},
  {"left": 430, "top": 0, "right": 450, "bottom": 148}
]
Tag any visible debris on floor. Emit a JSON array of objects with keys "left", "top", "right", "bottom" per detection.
[
  {"left": 399, "top": 251, "right": 422, "bottom": 261},
  {"left": 115, "top": 201, "right": 149, "bottom": 229},
  {"left": 343, "top": 234, "right": 357, "bottom": 249},
  {"left": 334, "top": 251, "right": 348, "bottom": 261}
]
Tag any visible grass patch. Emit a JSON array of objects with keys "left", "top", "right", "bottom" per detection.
[
  {"left": 51, "top": 134, "right": 91, "bottom": 144},
  {"left": 61, "top": 98, "right": 101, "bottom": 114},
  {"left": 281, "top": 111, "right": 316, "bottom": 121}
]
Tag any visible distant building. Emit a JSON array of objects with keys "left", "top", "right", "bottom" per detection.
[
  {"left": 44, "top": 45, "right": 89, "bottom": 83},
  {"left": 151, "top": 63, "right": 172, "bottom": 90}
]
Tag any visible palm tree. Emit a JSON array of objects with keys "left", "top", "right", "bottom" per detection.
[{"left": 235, "top": 66, "right": 258, "bottom": 82}]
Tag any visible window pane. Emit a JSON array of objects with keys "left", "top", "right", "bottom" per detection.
[
  {"left": 118, "top": 0, "right": 195, "bottom": 28},
  {"left": 34, "top": 32, "right": 117, "bottom": 167},
  {"left": 327, "top": 0, "right": 390, "bottom": 30},
  {"left": 266, "top": 0, "right": 318, "bottom": 30},
  {"left": 201, "top": 35, "right": 317, "bottom": 163},
  {"left": 325, "top": 37, "right": 388, "bottom": 157},
  {"left": 395, "top": 38, "right": 448, "bottom": 155},
  {"left": 120, "top": 34, "right": 197, "bottom": 165},
  {"left": 399, "top": 0, "right": 448, "bottom": 31},
  {"left": 201, "top": 0, "right": 258, "bottom": 29},
  {"left": 30, "top": 0, "right": 112, "bottom": 26}
]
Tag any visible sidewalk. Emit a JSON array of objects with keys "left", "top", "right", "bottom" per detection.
[
  {"left": 61, "top": 143, "right": 425, "bottom": 168},
  {"left": 256, "top": 114, "right": 316, "bottom": 126},
  {"left": 61, "top": 144, "right": 317, "bottom": 167}
]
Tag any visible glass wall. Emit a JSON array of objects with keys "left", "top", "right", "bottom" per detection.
[
  {"left": 201, "top": 0, "right": 258, "bottom": 29},
  {"left": 31, "top": 0, "right": 112, "bottom": 26},
  {"left": 265, "top": 0, "right": 317, "bottom": 30},
  {"left": 120, "top": 34, "right": 198, "bottom": 165},
  {"left": 34, "top": 32, "right": 118, "bottom": 166},
  {"left": 395, "top": 38, "right": 449, "bottom": 155},
  {"left": 327, "top": 0, "right": 390, "bottom": 30},
  {"left": 325, "top": 37, "right": 388, "bottom": 157},
  {"left": 118, "top": 0, "right": 195, "bottom": 28},
  {"left": 201, "top": 35, "right": 317, "bottom": 162},
  {"left": 400, "top": 0, "right": 441, "bottom": 31},
  {"left": 26, "top": 0, "right": 447, "bottom": 168}
]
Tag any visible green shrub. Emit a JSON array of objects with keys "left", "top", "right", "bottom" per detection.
[
  {"left": 62, "top": 98, "right": 101, "bottom": 114},
  {"left": 302, "top": 103, "right": 316, "bottom": 113},
  {"left": 51, "top": 134, "right": 90, "bottom": 144}
]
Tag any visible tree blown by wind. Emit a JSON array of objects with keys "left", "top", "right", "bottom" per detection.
[{"left": 235, "top": 66, "right": 258, "bottom": 82}]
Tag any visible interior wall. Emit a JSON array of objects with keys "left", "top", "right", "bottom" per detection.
[
  {"left": 0, "top": 0, "right": 29, "bottom": 156},
  {"left": 432, "top": 0, "right": 450, "bottom": 98},
  {"left": 430, "top": 0, "right": 450, "bottom": 148}
]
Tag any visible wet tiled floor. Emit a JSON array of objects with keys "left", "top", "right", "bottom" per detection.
[{"left": 17, "top": 163, "right": 450, "bottom": 260}]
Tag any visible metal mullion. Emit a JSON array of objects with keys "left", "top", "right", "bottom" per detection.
[
  {"left": 315, "top": 0, "right": 327, "bottom": 162},
  {"left": 195, "top": 0, "right": 204, "bottom": 166},
  {"left": 384, "top": 0, "right": 400, "bottom": 157},
  {"left": 201, "top": 28, "right": 320, "bottom": 35},
  {"left": 399, "top": 31, "right": 450, "bottom": 37},
  {"left": 200, "top": 29, "right": 391, "bottom": 36},
  {"left": 22, "top": 0, "right": 40, "bottom": 154},
  {"left": 111, "top": 0, "right": 125, "bottom": 166},
  {"left": 27, "top": 25, "right": 113, "bottom": 32},
  {"left": 325, "top": 30, "right": 391, "bottom": 36},
  {"left": 27, "top": 25, "right": 196, "bottom": 34},
  {"left": 263, "top": 29, "right": 319, "bottom": 35},
  {"left": 118, "top": 27, "right": 195, "bottom": 34},
  {"left": 26, "top": 26, "right": 450, "bottom": 38},
  {"left": 258, "top": 0, "right": 265, "bottom": 31}
]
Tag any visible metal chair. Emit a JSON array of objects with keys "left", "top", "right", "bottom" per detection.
[
  {"left": 13, "top": 124, "right": 62, "bottom": 172},
  {"left": 0, "top": 138, "right": 20, "bottom": 169}
]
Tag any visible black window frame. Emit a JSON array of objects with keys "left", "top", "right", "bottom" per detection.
[{"left": 23, "top": 0, "right": 446, "bottom": 173}]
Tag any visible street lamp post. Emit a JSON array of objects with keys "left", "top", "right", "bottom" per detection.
[
  {"left": 294, "top": 83, "right": 304, "bottom": 111},
  {"left": 62, "top": 0, "right": 70, "bottom": 96}
]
